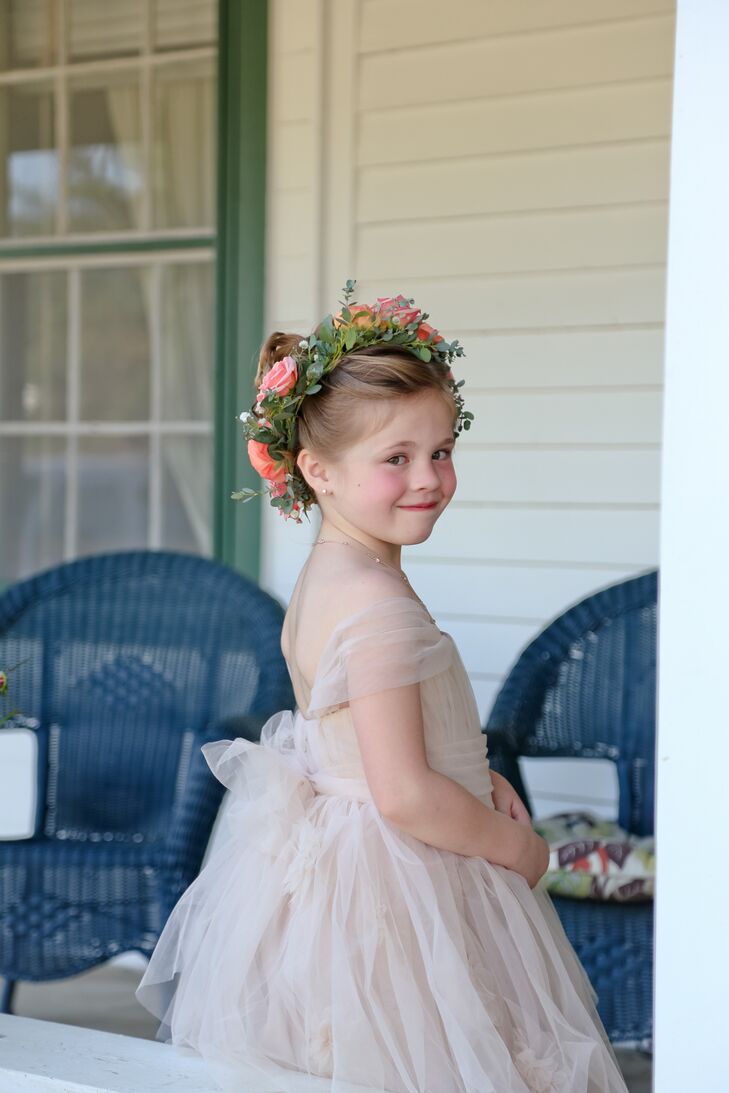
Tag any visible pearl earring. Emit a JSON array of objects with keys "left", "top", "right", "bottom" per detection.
[{"left": 322, "top": 488, "right": 328, "bottom": 495}]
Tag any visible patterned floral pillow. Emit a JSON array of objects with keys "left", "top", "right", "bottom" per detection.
[{"left": 532, "top": 810, "right": 654, "bottom": 902}]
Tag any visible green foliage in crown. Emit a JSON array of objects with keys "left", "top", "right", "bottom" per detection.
[{"left": 232, "top": 279, "right": 474, "bottom": 523}]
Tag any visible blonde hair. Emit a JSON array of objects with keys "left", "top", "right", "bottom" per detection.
[{"left": 255, "top": 331, "right": 458, "bottom": 472}]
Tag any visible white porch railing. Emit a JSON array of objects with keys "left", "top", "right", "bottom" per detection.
[{"left": 0, "top": 1014, "right": 217, "bottom": 1092}]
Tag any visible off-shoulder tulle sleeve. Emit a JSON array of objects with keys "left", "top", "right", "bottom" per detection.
[{"left": 307, "top": 596, "right": 453, "bottom": 717}]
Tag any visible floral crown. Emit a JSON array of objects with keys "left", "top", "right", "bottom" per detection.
[{"left": 232, "top": 280, "right": 473, "bottom": 523}]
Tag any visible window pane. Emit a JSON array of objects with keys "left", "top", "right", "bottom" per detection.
[
  {"left": 160, "top": 262, "right": 213, "bottom": 421},
  {"left": 67, "top": 0, "right": 142, "bottom": 63},
  {"left": 152, "top": 59, "right": 215, "bottom": 229},
  {"left": 68, "top": 72, "right": 143, "bottom": 233},
  {"left": 153, "top": 0, "right": 216, "bottom": 52},
  {"left": 161, "top": 435, "right": 211, "bottom": 555},
  {"left": 77, "top": 435, "right": 148, "bottom": 554},
  {"left": 0, "top": 271, "right": 67, "bottom": 422},
  {"left": 0, "top": 435, "right": 65, "bottom": 583},
  {"left": 0, "top": 0, "right": 56, "bottom": 71},
  {"left": 80, "top": 267, "right": 149, "bottom": 421},
  {"left": 0, "top": 81, "right": 57, "bottom": 238}
]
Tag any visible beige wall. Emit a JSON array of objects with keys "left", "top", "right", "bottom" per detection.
[{"left": 260, "top": 0, "right": 674, "bottom": 811}]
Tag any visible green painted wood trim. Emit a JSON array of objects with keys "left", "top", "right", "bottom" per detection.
[
  {"left": 0, "top": 236, "right": 214, "bottom": 261},
  {"left": 213, "top": 0, "right": 267, "bottom": 582}
]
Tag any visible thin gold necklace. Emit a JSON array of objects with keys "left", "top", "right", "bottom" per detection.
[
  {"left": 315, "top": 536, "right": 410, "bottom": 584},
  {"left": 314, "top": 537, "right": 438, "bottom": 626}
]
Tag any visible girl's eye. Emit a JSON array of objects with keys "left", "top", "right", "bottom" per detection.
[{"left": 386, "top": 449, "right": 453, "bottom": 466}]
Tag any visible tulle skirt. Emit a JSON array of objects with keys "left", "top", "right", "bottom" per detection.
[{"left": 135, "top": 711, "right": 629, "bottom": 1093}]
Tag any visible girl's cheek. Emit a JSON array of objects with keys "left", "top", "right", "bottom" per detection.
[
  {"left": 373, "top": 467, "right": 404, "bottom": 501},
  {"left": 440, "top": 461, "right": 457, "bottom": 498}
]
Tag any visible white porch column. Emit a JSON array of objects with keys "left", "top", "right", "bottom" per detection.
[{"left": 655, "top": 2, "right": 729, "bottom": 1090}]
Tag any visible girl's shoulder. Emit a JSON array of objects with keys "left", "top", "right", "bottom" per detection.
[
  {"left": 306, "top": 587, "right": 453, "bottom": 716},
  {"left": 283, "top": 551, "right": 430, "bottom": 694}
]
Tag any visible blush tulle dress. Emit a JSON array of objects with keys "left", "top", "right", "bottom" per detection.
[{"left": 135, "top": 584, "right": 630, "bottom": 1093}]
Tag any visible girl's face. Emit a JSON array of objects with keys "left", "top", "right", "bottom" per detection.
[{"left": 325, "top": 388, "right": 458, "bottom": 547}]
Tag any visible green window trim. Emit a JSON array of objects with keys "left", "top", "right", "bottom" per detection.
[
  {"left": 0, "top": 238, "right": 214, "bottom": 261},
  {"left": 0, "top": 1, "right": 265, "bottom": 586},
  {"left": 213, "top": 0, "right": 267, "bottom": 584}
]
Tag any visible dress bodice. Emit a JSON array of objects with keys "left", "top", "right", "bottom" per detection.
[{"left": 280, "top": 595, "right": 494, "bottom": 809}]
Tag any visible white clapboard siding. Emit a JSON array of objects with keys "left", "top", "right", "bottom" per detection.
[
  {"left": 422, "top": 508, "right": 659, "bottom": 566},
  {"left": 358, "top": 13, "right": 675, "bottom": 108},
  {"left": 359, "top": 0, "right": 673, "bottom": 49},
  {"left": 358, "top": 204, "right": 669, "bottom": 278},
  {"left": 358, "top": 145, "right": 671, "bottom": 223},
  {"left": 358, "top": 80, "right": 673, "bottom": 165},
  {"left": 453, "top": 449, "right": 660, "bottom": 504},
  {"left": 456, "top": 328, "right": 664, "bottom": 387},
  {"left": 262, "top": 0, "right": 674, "bottom": 817}
]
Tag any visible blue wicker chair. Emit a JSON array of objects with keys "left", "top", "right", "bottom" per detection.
[
  {"left": 0, "top": 549, "right": 294, "bottom": 1013},
  {"left": 484, "top": 569, "right": 656, "bottom": 1050}
]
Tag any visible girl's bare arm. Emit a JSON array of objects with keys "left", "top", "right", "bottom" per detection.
[{"left": 350, "top": 681, "right": 549, "bottom": 885}]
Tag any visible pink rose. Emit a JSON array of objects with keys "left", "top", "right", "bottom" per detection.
[
  {"left": 255, "top": 356, "right": 298, "bottom": 406},
  {"left": 248, "top": 439, "right": 287, "bottom": 483},
  {"left": 377, "top": 295, "right": 421, "bottom": 327},
  {"left": 376, "top": 295, "right": 410, "bottom": 315},
  {"left": 416, "top": 321, "right": 444, "bottom": 344}
]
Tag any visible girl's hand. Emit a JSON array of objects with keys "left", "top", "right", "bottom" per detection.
[
  {"left": 489, "top": 771, "right": 549, "bottom": 887},
  {"left": 520, "top": 830, "right": 551, "bottom": 890},
  {"left": 489, "top": 769, "right": 532, "bottom": 828}
]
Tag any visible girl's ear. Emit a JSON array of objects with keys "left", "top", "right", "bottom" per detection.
[{"left": 296, "top": 448, "right": 332, "bottom": 494}]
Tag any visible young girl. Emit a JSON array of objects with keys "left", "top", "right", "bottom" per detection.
[{"left": 136, "top": 285, "right": 630, "bottom": 1093}]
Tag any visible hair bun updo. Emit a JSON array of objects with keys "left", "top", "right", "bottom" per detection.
[{"left": 255, "top": 331, "right": 305, "bottom": 392}]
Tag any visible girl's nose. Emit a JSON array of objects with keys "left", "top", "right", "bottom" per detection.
[{"left": 411, "top": 457, "right": 442, "bottom": 490}]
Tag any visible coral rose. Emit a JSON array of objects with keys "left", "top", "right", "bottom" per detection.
[
  {"left": 416, "top": 321, "right": 444, "bottom": 343},
  {"left": 248, "top": 439, "right": 287, "bottom": 483},
  {"left": 255, "top": 355, "right": 298, "bottom": 406},
  {"left": 333, "top": 303, "right": 377, "bottom": 329}
]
